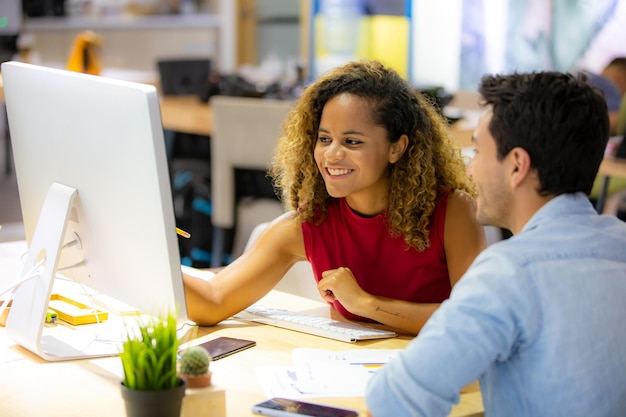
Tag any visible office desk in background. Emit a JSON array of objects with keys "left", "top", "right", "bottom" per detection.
[
  {"left": 160, "top": 95, "right": 212, "bottom": 137},
  {"left": 0, "top": 244, "right": 483, "bottom": 417}
]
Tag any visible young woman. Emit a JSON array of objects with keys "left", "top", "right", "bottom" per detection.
[{"left": 183, "top": 60, "right": 486, "bottom": 335}]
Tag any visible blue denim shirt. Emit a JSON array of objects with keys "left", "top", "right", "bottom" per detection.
[{"left": 366, "top": 193, "right": 626, "bottom": 417}]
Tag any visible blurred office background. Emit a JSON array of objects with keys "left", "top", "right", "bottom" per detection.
[
  {"left": 2, "top": 0, "right": 626, "bottom": 257},
  {"left": 3, "top": 0, "right": 625, "bottom": 89}
]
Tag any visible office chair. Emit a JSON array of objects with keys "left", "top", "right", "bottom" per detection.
[
  {"left": 210, "top": 95, "right": 294, "bottom": 267},
  {"left": 244, "top": 221, "right": 318, "bottom": 300}
]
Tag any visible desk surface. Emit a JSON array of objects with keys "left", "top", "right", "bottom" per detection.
[
  {"left": 0, "top": 292, "right": 483, "bottom": 417},
  {"left": 160, "top": 95, "right": 212, "bottom": 137},
  {"left": 0, "top": 240, "right": 483, "bottom": 417}
]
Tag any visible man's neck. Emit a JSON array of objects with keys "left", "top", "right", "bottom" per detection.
[{"left": 507, "top": 192, "right": 556, "bottom": 235}]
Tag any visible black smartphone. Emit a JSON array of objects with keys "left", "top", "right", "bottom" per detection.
[
  {"left": 198, "top": 336, "right": 256, "bottom": 361},
  {"left": 251, "top": 398, "right": 359, "bottom": 417}
]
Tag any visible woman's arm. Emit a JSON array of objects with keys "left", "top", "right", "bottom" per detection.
[
  {"left": 183, "top": 212, "right": 307, "bottom": 326},
  {"left": 316, "top": 191, "right": 487, "bottom": 334}
]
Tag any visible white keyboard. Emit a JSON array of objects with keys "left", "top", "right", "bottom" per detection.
[{"left": 235, "top": 305, "right": 397, "bottom": 343}]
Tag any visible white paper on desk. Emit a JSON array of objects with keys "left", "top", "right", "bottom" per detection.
[
  {"left": 255, "top": 364, "right": 368, "bottom": 399},
  {"left": 293, "top": 360, "right": 370, "bottom": 396},
  {"left": 255, "top": 348, "right": 401, "bottom": 398},
  {"left": 255, "top": 366, "right": 307, "bottom": 398},
  {"left": 292, "top": 348, "right": 401, "bottom": 369}
]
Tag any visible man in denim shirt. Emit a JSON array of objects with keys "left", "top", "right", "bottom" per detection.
[{"left": 366, "top": 72, "right": 626, "bottom": 417}]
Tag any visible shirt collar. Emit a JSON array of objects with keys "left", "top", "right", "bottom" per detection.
[{"left": 520, "top": 192, "right": 595, "bottom": 234}]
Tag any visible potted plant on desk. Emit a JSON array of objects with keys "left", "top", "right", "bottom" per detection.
[
  {"left": 119, "top": 311, "right": 186, "bottom": 417},
  {"left": 178, "top": 345, "right": 212, "bottom": 388}
]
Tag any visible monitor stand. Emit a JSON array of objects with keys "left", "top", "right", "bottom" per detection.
[{"left": 5, "top": 182, "right": 120, "bottom": 361}]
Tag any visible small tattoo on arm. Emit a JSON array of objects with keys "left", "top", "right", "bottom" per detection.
[{"left": 375, "top": 306, "right": 400, "bottom": 317}]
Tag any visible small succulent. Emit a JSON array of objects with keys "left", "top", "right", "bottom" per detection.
[{"left": 179, "top": 345, "right": 211, "bottom": 376}]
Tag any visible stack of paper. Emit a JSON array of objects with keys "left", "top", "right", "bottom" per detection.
[{"left": 255, "top": 348, "right": 400, "bottom": 398}]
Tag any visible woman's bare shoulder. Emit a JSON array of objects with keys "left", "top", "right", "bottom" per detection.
[
  {"left": 444, "top": 189, "right": 483, "bottom": 234},
  {"left": 252, "top": 211, "right": 306, "bottom": 259},
  {"left": 446, "top": 189, "right": 477, "bottom": 213}
]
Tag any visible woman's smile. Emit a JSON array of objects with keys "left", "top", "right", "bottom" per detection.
[{"left": 326, "top": 167, "right": 354, "bottom": 176}]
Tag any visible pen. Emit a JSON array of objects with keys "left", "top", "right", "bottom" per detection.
[
  {"left": 349, "top": 362, "right": 385, "bottom": 373},
  {"left": 176, "top": 227, "right": 191, "bottom": 238}
]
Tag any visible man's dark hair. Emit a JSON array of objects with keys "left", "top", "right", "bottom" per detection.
[{"left": 479, "top": 71, "right": 609, "bottom": 196}]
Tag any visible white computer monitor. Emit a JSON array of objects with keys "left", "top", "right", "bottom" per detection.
[{"left": 1, "top": 61, "right": 187, "bottom": 361}]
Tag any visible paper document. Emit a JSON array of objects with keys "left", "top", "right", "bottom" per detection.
[{"left": 255, "top": 348, "right": 400, "bottom": 398}]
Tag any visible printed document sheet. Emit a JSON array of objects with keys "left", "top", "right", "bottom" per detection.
[{"left": 255, "top": 348, "right": 400, "bottom": 398}]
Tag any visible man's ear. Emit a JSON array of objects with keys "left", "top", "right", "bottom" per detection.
[
  {"left": 508, "top": 147, "right": 532, "bottom": 189},
  {"left": 390, "top": 134, "right": 409, "bottom": 163}
]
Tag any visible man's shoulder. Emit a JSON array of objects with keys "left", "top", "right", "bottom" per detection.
[{"left": 474, "top": 216, "right": 626, "bottom": 270}]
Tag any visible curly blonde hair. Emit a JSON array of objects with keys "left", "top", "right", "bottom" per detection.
[{"left": 270, "top": 59, "right": 474, "bottom": 251}]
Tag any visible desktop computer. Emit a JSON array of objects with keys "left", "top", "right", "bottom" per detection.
[{"left": 1, "top": 61, "right": 187, "bottom": 361}]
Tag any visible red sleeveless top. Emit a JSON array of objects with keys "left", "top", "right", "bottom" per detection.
[{"left": 301, "top": 190, "right": 451, "bottom": 321}]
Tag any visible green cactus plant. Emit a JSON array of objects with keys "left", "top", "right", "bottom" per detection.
[
  {"left": 180, "top": 346, "right": 211, "bottom": 375},
  {"left": 178, "top": 345, "right": 212, "bottom": 388}
]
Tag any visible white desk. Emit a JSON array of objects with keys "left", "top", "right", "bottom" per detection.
[{"left": 0, "top": 241, "right": 483, "bottom": 417}]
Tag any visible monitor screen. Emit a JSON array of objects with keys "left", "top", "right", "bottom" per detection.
[{"left": 1, "top": 61, "right": 187, "bottom": 360}]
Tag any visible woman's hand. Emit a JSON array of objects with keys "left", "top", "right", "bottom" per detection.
[{"left": 318, "top": 267, "right": 370, "bottom": 314}]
